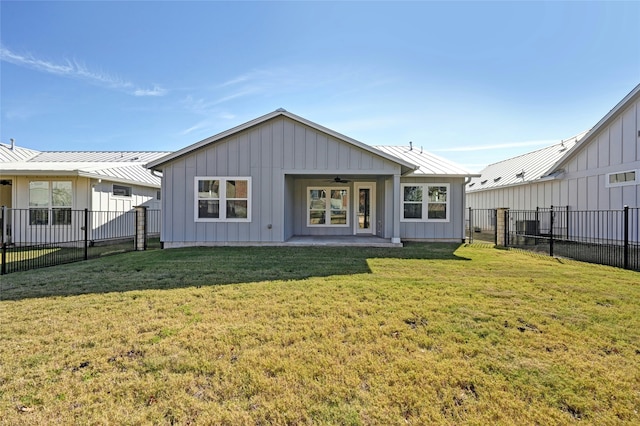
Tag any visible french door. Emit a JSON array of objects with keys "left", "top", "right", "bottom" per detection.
[{"left": 354, "top": 183, "right": 376, "bottom": 235}]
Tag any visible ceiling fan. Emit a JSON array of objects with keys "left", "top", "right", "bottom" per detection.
[{"left": 328, "top": 176, "right": 350, "bottom": 184}]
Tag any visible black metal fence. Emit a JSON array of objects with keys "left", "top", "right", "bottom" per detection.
[
  {"left": 467, "top": 206, "right": 639, "bottom": 271},
  {"left": 466, "top": 208, "right": 497, "bottom": 244},
  {"left": 1, "top": 208, "right": 161, "bottom": 275}
]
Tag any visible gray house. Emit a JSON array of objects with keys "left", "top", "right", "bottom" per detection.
[
  {"left": 147, "top": 109, "right": 477, "bottom": 247},
  {"left": 467, "top": 83, "right": 640, "bottom": 210}
]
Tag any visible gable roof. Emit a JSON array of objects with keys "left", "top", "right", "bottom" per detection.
[
  {"left": 375, "top": 145, "right": 478, "bottom": 178},
  {"left": 467, "top": 82, "right": 640, "bottom": 193},
  {"left": 0, "top": 144, "right": 169, "bottom": 187},
  {"left": 466, "top": 131, "right": 587, "bottom": 192},
  {"left": 146, "top": 109, "right": 419, "bottom": 175},
  {"left": 547, "top": 83, "right": 640, "bottom": 173}
]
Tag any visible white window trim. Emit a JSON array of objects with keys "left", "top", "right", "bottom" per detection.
[
  {"left": 401, "top": 183, "right": 450, "bottom": 222},
  {"left": 307, "top": 186, "right": 350, "bottom": 227},
  {"left": 605, "top": 169, "right": 638, "bottom": 188},
  {"left": 194, "top": 176, "right": 252, "bottom": 222}
]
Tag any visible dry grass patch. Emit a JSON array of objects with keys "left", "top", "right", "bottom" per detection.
[{"left": 1, "top": 244, "right": 639, "bottom": 424}]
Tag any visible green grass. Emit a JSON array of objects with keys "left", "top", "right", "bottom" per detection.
[{"left": 1, "top": 243, "right": 638, "bottom": 424}]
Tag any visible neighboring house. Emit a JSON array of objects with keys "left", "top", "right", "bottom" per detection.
[
  {"left": 467, "top": 83, "right": 640, "bottom": 211},
  {"left": 147, "top": 109, "right": 478, "bottom": 247},
  {"left": 0, "top": 142, "right": 169, "bottom": 244}
]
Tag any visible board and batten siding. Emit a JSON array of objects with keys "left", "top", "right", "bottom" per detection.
[
  {"left": 91, "top": 180, "right": 160, "bottom": 211},
  {"left": 468, "top": 96, "right": 640, "bottom": 211},
  {"left": 160, "top": 116, "right": 402, "bottom": 245},
  {"left": 399, "top": 177, "right": 467, "bottom": 242},
  {"left": 560, "top": 97, "right": 639, "bottom": 210}
]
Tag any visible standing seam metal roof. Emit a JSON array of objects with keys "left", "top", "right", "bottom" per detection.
[
  {"left": 466, "top": 132, "right": 587, "bottom": 192},
  {"left": 374, "top": 145, "right": 477, "bottom": 176},
  {"left": 0, "top": 147, "right": 169, "bottom": 187}
]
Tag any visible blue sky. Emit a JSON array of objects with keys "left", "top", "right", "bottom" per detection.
[{"left": 1, "top": 1, "right": 638, "bottom": 172}]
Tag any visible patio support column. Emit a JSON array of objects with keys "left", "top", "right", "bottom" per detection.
[{"left": 392, "top": 174, "right": 401, "bottom": 244}]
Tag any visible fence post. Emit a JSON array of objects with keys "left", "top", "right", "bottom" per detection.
[
  {"left": 1, "top": 205, "right": 5, "bottom": 245},
  {"left": 468, "top": 207, "right": 473, "bottom": 243},
  {"left": 1, "top": 242, "right": 6, "bottom": 275},
  {"left": 549, "top": 205, "right": 554, "bottom": 257},
  {"left": 535, "top": 207, "right": 539, "bottom": 245},
  {"left": 492, "top": 209, "right": 498, "bottom": 245},
  {"left": 623, "top": 205, "right": 629, "bottom": 270},
  {"left": 496, "top": 207, "right": 509, "bottom": 247},
  {"left": 144, "top": 207, "right": 148, "bottom": 250},
  {"left": 565, "top": 206, "right": 570, "bottom": 239},
  {"left": 84, "top": 208, "right": 89, "bottom": 260},
  {"left": 135, "top": 206, "right": 147, "bottom": 251}
]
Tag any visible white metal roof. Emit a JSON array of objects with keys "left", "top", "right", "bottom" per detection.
[
  {"left": 0, "top": 144, "right": 41, "bottom": 162},
  {"left": 0, "top": 146, "right": 169, "bottom": 187},
  {"left": 466, "top": 132, "right": 587, "bottom": 192},
  {"left": 375, "top": 145, "right": 478, "bottom": 177}
]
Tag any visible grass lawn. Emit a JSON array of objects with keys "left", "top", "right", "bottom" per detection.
[{"left": 1, "top": 243, "right": 638, "bottom": 425}]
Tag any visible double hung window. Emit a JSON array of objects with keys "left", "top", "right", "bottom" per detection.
[
  {"left": 195, "top": 177, "right": 251, "bottom": 221},
  {"left": 401, "top": 183, "right": 449, "bottom": 222}
]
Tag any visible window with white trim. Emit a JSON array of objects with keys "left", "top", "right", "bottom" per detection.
[
  {"left": 195, "top": 177, "right": 251, "bottom": 222},
  {"left": 401, "top": 183, "right": 449, "bottom": 222},
  {"left": 307, "top": 187, "right": 349, "bottom": 226},
  {"left": 606, "top": 170, "right": 638, "bottom": 188},
  {"left": 29, "top": 181, "right": 73, "bottom": 225}
]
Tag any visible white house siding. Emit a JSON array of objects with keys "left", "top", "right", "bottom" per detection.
[
  {"left": 559, "top": 98, "right": 640, "bottom": 210},
  {"left": 2, "top": 175, "right": 160, "bottom": 244},
  {"left": 159, "top": 116, "right": 402, "bottom": 246},
  {"left": 89, "top": 180, "right": 160, "bottom": 240},
  {"left": 3, "top": 176, "right": 87, "bottom": 244},
  {"left": 90, "top": 180, "right": 160, "bottom": 211},
  {"left": 468, "top": 95, "right": 640, "bottom": 211}
]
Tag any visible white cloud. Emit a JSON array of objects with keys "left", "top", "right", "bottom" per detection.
[
  {"left": 432, "top": 140, "right": 556, "bottom": 152},
  {"left": 134, "top": 85, "right": 168, "bottom": 97},
  {"left": 0, "top": 44, "right": 166, "bottom": 97}
]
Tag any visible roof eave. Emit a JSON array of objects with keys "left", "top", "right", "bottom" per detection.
[
  {"left": 408, "top": 172, "right": 481, "bottom": 178},
  {"left": 77, "top": 171, "right": 161, "bottom": 188},
  {"left": 0, "top": 169, "right": 80, "bottom": 177}
]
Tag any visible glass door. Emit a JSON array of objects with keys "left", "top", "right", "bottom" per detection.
[{"left": 354, "top": 183, "right": 376, "bottom": 234}]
